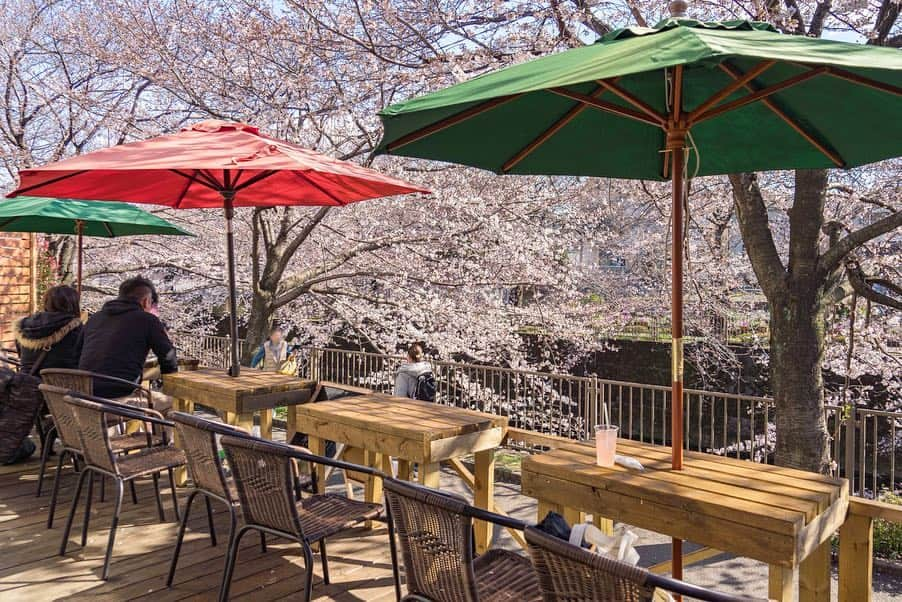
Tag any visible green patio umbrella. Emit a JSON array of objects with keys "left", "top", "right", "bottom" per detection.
[
  {"left": 376, "top": 12, "right": 902, "bottom": 580},
  {"left": 0, "top": 196, "right": 193, "bottom": 294}
]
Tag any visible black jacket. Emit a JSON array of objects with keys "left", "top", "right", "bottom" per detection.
[
  {"left": 78, "top": 298, "right": 177, "bottom": 398},
  {"left": 14, "top": 312, "right": 83, "bottom": 375}
]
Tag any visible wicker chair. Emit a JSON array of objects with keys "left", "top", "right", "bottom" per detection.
[
  {"left": 219, "top": 435, "right": 388, "bottom": 602},
  {"left": 59, "top": 393, "right": 186, "bottom": 580},
  {"left": 38, "top": 385, "right": 167, "bottom": 528},
  {"left": 36, "top": 368, "right": 157, "bottom": 497},
  {"left": 524, "top": 527, "right": 763, "bottom": 602},
  {"left": 165, "top": 412, "right": 270, "bottom": 592},
  {"left": 383, "top": 477, "right": 541, "bottom": 602}
]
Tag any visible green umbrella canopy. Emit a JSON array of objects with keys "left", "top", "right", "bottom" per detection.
[
  {"left": 0, "top": 196, "right": 193, "bottom": 237},
  {"left": 377, "top": 18, "right": 902, "bottom": 179}
]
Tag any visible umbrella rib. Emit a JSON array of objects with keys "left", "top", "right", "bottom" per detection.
[
  {"left": 102, "top": 221, "right": 114, "bottom": 237},
  {"left": 292, "top": 170, "right": 347, "bottom": 206},
  {"left": 594, "top": 78, "right": 666, "bottom": 125},
  {"left": 821, "top": 66, "right": 902, "bottom": 97},
  {"left": 11, "top": 170, "right": 87, "bottom": 196},
  {"left": 172, "top": 169, "right": 199, "bottom": 208},
  {"left": 686, "top": 60, "right": 776, "bottom": 123},
  {"left": 385, "top": 94, "right": 524, "bottom": 151},
  {"left": 233, "top": 170, "right": 278, "bottom": 192},
  {"left": 502, "top": 84, "right": 613, "bottom": 173},
  {"left": 718, "top": 63, "right": 844, "bottom": 168},
  {"left": 170, "top": 169, "right": 221, "bottom": 192},
  {"left": 691, "top": 67, "right": 828, "bottom": 125},
  {"left": 548, "top": 87, "right": 662, "bottom": 128}
]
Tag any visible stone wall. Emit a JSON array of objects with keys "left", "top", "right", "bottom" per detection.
[{"left": 0, "top": 232, "right": 35, "bottom": 348}]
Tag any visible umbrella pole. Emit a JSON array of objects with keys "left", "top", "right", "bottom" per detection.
[
  {"left": 668, "top": 66, "right": 687, "bottom": 590},
  {"left": 76, "top": 220, "right": 84, "bottom": 297},
  {"left": 222, "top": 192, "right": 241, "bottom": 377}
]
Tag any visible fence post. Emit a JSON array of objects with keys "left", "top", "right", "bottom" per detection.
[{"left": 844, "top": 404, "right": 856, "bottom": 494}]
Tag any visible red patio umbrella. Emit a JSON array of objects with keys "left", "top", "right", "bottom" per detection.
[{"left": 7, "top": 120, "right": 428, "bottom": 376}]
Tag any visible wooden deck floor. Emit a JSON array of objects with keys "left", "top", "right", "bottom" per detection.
[{"left": 0, "top": 458, "right": 399, "bottom": 601}]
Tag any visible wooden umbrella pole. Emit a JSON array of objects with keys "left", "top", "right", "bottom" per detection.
[
  {"left": 222, "top": 191, "right": 241, "bottom": 377},
  {"left": 76, "top": 220, "right": 84, "bottom": 297},
  {"left": 668, "top": 64, "right": 687, "bottom": 591}
]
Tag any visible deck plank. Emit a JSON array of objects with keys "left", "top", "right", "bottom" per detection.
[{"left": 0, "top": 461, "right": 398, "bottom": 601}]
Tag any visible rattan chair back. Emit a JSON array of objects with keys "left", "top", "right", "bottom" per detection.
[
  {"left": 383, "top": 477, "right": 479, "bottom": 602},
  {"left": 40, "top": 369, "right": 94, "bottom": 394},
  {"left": 525, "top": 526, "right": 655, "bottom": 602},
  {"left": 169, "top": 412, "right": 241, "bottom": 502},
  {"left": 38, "top": 384, "right": 84, "bottom": 452},
  {"left": 64, "top": 395, "right": 119, "bottom": 474},
  {"left": 221, "top": 435, "right": 303, "bottom": 537}
]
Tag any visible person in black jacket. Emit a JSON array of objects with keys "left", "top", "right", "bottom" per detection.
[
  {"left": 14, "top": 285, "right": 83, "bottom": 375},
  {"left": 79, "top": 276, "right": 177, "bottom": 411}
]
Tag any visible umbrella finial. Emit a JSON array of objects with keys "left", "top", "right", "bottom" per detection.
[{"left": 668, "top": 0, "right": 688, "bottom": 17}]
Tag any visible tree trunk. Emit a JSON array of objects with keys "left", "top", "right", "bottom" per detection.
[
  {"left": 241, "top": 289, "right": 275, "bottom": 365},
  {"left": 769, "top": 290, "right": 832, "bottom": 473}
]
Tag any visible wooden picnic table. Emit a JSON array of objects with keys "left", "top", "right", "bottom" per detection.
[
  {"left": 162, "top": 367, "right": 316, "bottom": 483},
  {"left": 521, "top": 438, "right": 849, "bottom": 602},
  {"left": 293, "top": 394, "right": 508, "bottom": 553}
]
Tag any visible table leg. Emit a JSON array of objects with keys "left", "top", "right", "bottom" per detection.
[
  {"left": 839, "top": 513, "right": 873, "bottom": 602},
  {"left": 473, "top": 449, "right": 495, "bottom": 554},
  {"left": 768, "top": 564, "right": 795, "bottom": 602},
  {"left": 536, "top": 500, "right": 562, "bottom": 523},
  {"left": 592, "top": 515, "right": 614, "bottom": 536},
  {"left": 418, "top": 462, "right": 441, "bottom": 488},
  {"left": 286, "top": 406, "right": 298, "bottom": 443},
  {"left": 259, "top": 409, "right": 273, "bottom": 440},
  {"left": 363, "top": 450, "right": 384, "bottom": 529},
  {"left": 171, "top": 397, "right": 193, "bottom": 486},
  {"left": 236, "top": 412, "right": 254, "bottom": 433},
  {"left": 308, "top": 435, "right": 327, "bottom": 495},
  {"left": 396, "top": 459, "right": 411, "bottom": 481},
  {"left": 799, "top": 539, "right": 831, "bottom": 602}
]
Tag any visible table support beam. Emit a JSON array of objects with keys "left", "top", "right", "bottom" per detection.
[{"left": 799, "top": 539, "right": 831, "bottom": 602}]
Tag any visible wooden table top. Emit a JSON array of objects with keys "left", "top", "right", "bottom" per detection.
[
  {"left": 162, "top": 367, "right": 315, "bottom": 405},
  {"left": 296, "top": 394, "right": 508, "bottom": 441},
  {"left": 295, "top": 395, "right": 509, "bottom": 463},
  {"left": 521, "top": 438, "right": 849, "bottom": 566}
]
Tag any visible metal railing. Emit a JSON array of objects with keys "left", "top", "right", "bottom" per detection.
[
  {"left": 302, "top": 346, "right": 899, "bottom": 497},
  {"left": 168, "top": 333, "right": 899, "bottom": 497}
]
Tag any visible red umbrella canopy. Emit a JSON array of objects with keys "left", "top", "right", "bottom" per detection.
[{"left": 8, "top": 120, "right": 428, "bottom": 206}]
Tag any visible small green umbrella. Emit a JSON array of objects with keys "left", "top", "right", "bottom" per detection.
[
  {"left": 376, "top": 14, "right": 902, "bottom": 580},
  {"left": 0, "top": 196, "right": 193, "bottom": 294}
]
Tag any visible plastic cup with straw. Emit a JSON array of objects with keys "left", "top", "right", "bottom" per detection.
[{"left": 594, "top": 402, "right": 618, "bottom": 467}]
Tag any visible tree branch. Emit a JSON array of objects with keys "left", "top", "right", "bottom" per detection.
[
  {"left": 728, "top": 173, "right": 786, "bottom": 298},
  {"left": 819, "top": 210, "right": 902, "bottom": 276}
]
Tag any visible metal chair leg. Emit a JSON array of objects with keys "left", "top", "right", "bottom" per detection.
[
  {"left": 302, "top": 541, "right": 315, "bottom": 602},
  {"left": 81, "top": 471, "right": 95, "bottom": 547},
  {"left": 129, "top": 480, "right": 138, "bottom": 505},
  {"left": 260, "top": 532, "right": 267, "bottom": 553},
  {"left": 319, "top": 538, "right": 330, "bottom": 584},
  {"left": 204, "top": 495, "right": 217, "bottom": 546},
  {"left": 47, "top": 450, "right": 68, "bottom": 529},
  {"left": 101, "top": 480, "right": 124, "bottom": 580},
  {"left": 386, "top": 505, "right": 402, "bottom": 601},
  {"left": 36, "top": 425, "right": 57, "bottom": 497},
  {"left": 218, "top": 522, "right": 248, "bottom": 602},
  {"left": 167, "top": 468, "right": 180, "bottom": 522},
  {"left": 166, "top": 489, "right": 199, "bottom": 587},
  {"left": 152, "top": 472, "right": 165, "bottom": 522},
  {"left": 100, "top": 474, "right": 106, "bottom": 503},
  {"left": 60, "top": 468, "right": 89, "bottom": 556}
]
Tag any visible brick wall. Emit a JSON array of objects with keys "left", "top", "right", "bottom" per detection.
[{"left": 0, "top": 232, "right": 35, "bottom": 348}]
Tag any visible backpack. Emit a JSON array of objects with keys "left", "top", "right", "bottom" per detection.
[{"left": 413, "top": 371, "right": 436, "bottom": 402}]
